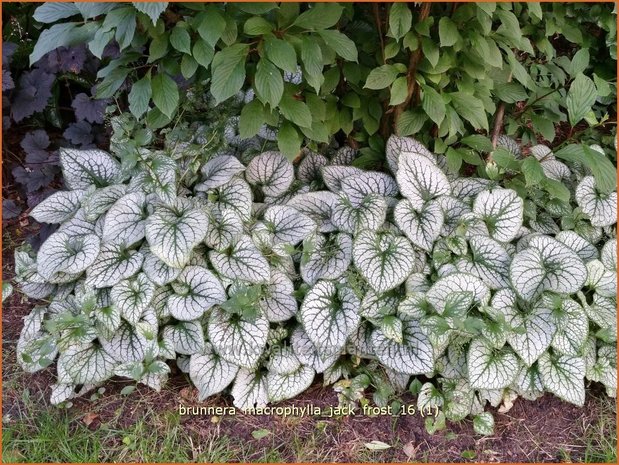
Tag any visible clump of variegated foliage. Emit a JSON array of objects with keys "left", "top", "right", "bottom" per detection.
[{"left": 14, "top": 115, "right": 616, "bottom": 435}]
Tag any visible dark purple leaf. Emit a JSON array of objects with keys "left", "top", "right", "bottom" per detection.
[
  {"left": 59, "top": 45, "right": 87, "bottom": 73},
  {"left": 63, "top": 121, "right": 94, "bottom": 146},
  {"left": 11, "top": 68, "right": 55, "bottom": 122},
  {"left": 12, "top": 166, "right": 57, "bottom": 193},
  {"left": 72, "top": 92, "right": 106, "bottom": 123},
  {"left": 102, "top": 42, "right": 121, "bottom": 59},
  {"left": 2, "top": 199, "right": 22, "bottom": 220},
  {"left": 2, "top": 69, "right": 14, "bottom": 91},
  {"left": 28, "top": 223, "right": 59, "bottom": 251},
  {"left": 21, "top": 130, "right": 51, "bottom": 164},
  {"left": 2, "top": 42, "right": 17, "bottom": 67}
]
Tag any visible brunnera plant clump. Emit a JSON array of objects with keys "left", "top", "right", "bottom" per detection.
[{"left": 14, "top": 115, "right": 617, "bottom": 433}]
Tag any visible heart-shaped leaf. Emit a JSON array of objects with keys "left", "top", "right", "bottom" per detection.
[
  {"left": 510, "top": 235, "right": 587, "bottom": 301},
  {"left": 208, "top": 307, "right": 269, "bottom": 369},
  {"left": 167, "top": 266, "right": 226, "bottom": 321},
  {"left": 538, "top": 352, "right": 585, "bottom": 406},
  {"left": 301, "top": 233, "right": 352, "bottom": 285},
  {"left": 397, "top": 154, "right": 451, "bottom": 211},
  {"left": 195, "top": 155, "right": 246, "bottom": 191},
  {"left": 210, "top": 235, "right": 271, "bottom": 284},
  {"left": 394, "top": 199, "right": 444, "bottom": 252},
  {"left": 86, "top": 243, "right": 144, "bottom": 288},
  {"left": 145, "top": 198, "right": 208, "bottom": 268},
  {"left": 472, "top": 188, "right": 523, "bottom": 242},
  {"left": 372, "top": 318, "right": 434, "bottom": 374},
  {"left": 37, "top": 231, "right": 100, "bottom": 280},
  {"left": 299, "top": 280, "right": 361, "bottom": 358},
  {"left": 103, "top": 192, "right": 149, "bottom": 247},
  {"left": 332, "top": 193, "right": 387, "bottom": 235},
  {"left": 189, "top": 343, "right": 239, "bottom": 401},
  {"left": 60, "top": 148, "right": 121, "bottom": 189},
  {"left": 263, "top": 205, "right": 316, "bottom": 246},
  {"left": 30, "top": 190, "right": 86, "bottom": 224},
  {"left": 245, "top": 151, "right": 294, "bottom": 196},
  {"left": 111, "top": 273, "right": 155, "bottom": 325},
  {"left": 575, "top": 176, "right": 617, "bottom": 227},
  {"left": 468, "top": 339, "right": 518, "bottom": 389},
  {"left": 353, "top": 230, "right": 416, "bottom": 293},
  {"left": 455, "top": 236, "right": 511, "bottom": 289}
]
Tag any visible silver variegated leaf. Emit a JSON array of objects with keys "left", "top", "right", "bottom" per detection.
[
  {"left": 332, "top": 193, "right": 387, "bottom": 234},
  {"left": 83, "top": 184, "right": 128, "bottom": 221},
  {"left": 263, "top": 205, "right": 316, "bottom": 246},
  {"left": 575, "top": 176, "right": 617, "bottom": 227},
  {"left": 473, "top": 188, "right": 523, "bottom": 242},
  {"left": 340, "top": 171, "right": 398, "bottom": 205},
  {"left": 30, "top": 190, "right": 86, "bottom": 223},
  {"left": 111, "top": 273, "right": 155, "bottom": 325},
  {"left": 468, "top": 339, "right": 518, "bottom": 389},
  {"left": 195, "top": 155, "right": 245, "bottom": 191},
  {"left": 360, "top": 289, "right": 399, "bottom": 318},
  {"left": 232, "top": 368, "right": 268, "bottom": 411},
  {"left": 260, "top": 271, "right": 297, "bottom": 322},
  {"left": 287, "top": 191, "right": 338, "bottom": 232},
  {"left": 510, "top": 235, "right": 587, "bottom": 301},
  {"left": 245, "top": 151, "right": 294, "bottom": 196},
  {"left": 58, "top": 208, "right": 97, "bottom": 236},
  {"left": 541, "top": 159, "right": 571, "bottom": 181},
  {"left": 101, "top": 321, "right": 148, "bottom": 362},
  {"left": 426, "top": 273, "right": 490, "bottom": 314},
  {"left": 291, "top": 326, "right": 340, "bottom": 373},
  {"left": 353, "top": 230, "right": 416, "bottom": 293},
  {"left": 372, "top": 318, "right": 434, "bottom": 374},
  {"left": 321, "top": 165, "right": 364, "bottom": 192},
  {"left": 507, "top": 304, "right": 556, "bottom": 366},
  {"left": 204, "top": 208, "right": 244, "bottom": 251},
  {"left": 37, "top": 231, "right": 100, "bottom": 280},
  {"left": 209, "top": 235, "right": 270, "bottom": 284},
  {"left": 450, "top": 178, "right": 492, "bottom": 201},
  {"left": 212, "top": 177, "right": 253, "bottom": 221},
  {"left": 103, "top": 192, "right": 149, "bottom": 247},
  {"left": 601, "top": 238, "right": 617, "bottom": 271},
  {"left": 167, "top": 266, "right": 226, "bottom": 321},
  {"left": 267, "top": 365, "right": 315, "bottom": 402},
  {"left": 266, "top": 345, "right": 301, "bottom": 375},
  {"left": 394, "top": 199, "right": 443, "bottom": 252},
  {"left": 396, "top": 155, "right": 450, "bottom": 210},
  {"left": 299, "top": 281, "right": 360, "bottom": 357},
  {"left": 330, "top": 145, "right": 357, "bottom": 165},
  {"left": 162, "top": 320, "right": 205, "bottom": 355},
  {"left": 208, "top": 307, "right": 269, "bottom": 369},
  {"left": 386, "top": 135, "right": 436, "bottom": 174},
  {"left": 189, "top": 343, "right": 239, "bottom": 400},
  {"left": 552, "top": 299, "right": 588, "bottom": 356},
  {"left": 60, "top": 148, "right": 121, "bottom": 189},
  {"left": 538, "top": 353, "right": 585, "bottom": 406},
  {"left": 555, "top": 231, "right": 598, "bottom": 261},
  {"left": 58, "top": 343, "right": 117, "bottom": 385},
  {"left": 86, "top": 243, "right": 144, "bottom": 288},
  {"left": 297, "top": 150, "right": 328, "bottom": 183},
  {"left": 301, "top": 233, "right": 352, "bottom": 285},
  {"left": 455, "top": 236, "right": 511, "bottom": 289},
  {"left": 142, "top": 247, "right": 182, "bottom": 286},
  {"left": 145, "top": 199, "right": 208, "bottom": 268}
]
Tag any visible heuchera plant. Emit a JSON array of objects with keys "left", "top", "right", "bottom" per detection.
[{"left": 14, "top": 87, "right": 617, "bottom": 433}]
